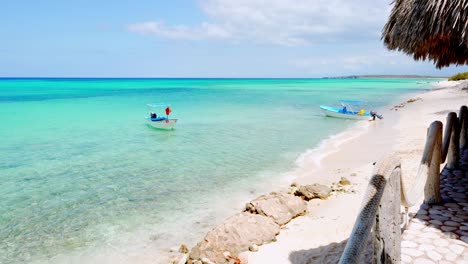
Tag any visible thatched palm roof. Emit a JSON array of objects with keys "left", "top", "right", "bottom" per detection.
[{"left": 382, "top": 0, "right": 468, "bottom": 68}]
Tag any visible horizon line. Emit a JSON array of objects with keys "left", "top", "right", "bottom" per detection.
[{"left": 0, "top": 75, "right": 449, "bottom": 79}]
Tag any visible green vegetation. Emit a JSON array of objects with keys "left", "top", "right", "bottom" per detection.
[{"left": 448, "top": 72, "right": 468, "bottom": 81}]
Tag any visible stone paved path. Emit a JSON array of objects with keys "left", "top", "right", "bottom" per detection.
[{"left": 401, "top": 149, "right": 468, "bottom": 263}]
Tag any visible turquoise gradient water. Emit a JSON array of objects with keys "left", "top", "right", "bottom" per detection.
[{"left": 0, "top": 78, "right": 436, "bottom": 263}]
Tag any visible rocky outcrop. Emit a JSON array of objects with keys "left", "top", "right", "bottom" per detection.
[
  {"left": 295, "top": 184, "right": 332, "bottom": 200},
  {"left": 245, "top": 192, "right": 307, "bottom": 225},
  {"left": 188, "top": 212, "right": 280, "bottom": 264},
  {"left": 185, "top": 185, "right": 346, "bottom": 263}
]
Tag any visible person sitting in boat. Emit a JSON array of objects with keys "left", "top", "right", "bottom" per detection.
[
  {"left": 341, "top": 106, "right": 347, "bottom": 113},
  {"left": 151, "top": 112, "right": 157, "bottom": 118}
]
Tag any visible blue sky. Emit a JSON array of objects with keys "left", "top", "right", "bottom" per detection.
[{"left": 1, "top": 0, "right": 467, "bottom": 77}]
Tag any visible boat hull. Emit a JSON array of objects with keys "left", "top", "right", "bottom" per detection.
[
  {"left": 320, "top": 106, "right": 370, "bottom": 120},
  {"left": 146, "top": 118, "right": 178, "bottom": 129}
]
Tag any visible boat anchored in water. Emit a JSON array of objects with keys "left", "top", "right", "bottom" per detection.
[
  {"left": 320, "top": 100, "right": 382, "bottom": 120},
  {"left": 145, "top": 103, "right": 178, "bottom": 130}
]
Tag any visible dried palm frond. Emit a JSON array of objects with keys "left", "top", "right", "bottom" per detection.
[{"left": 382, "top": 0, "right": 468, "bottom": 68}]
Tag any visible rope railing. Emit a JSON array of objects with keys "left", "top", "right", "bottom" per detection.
[
  {"left": 339, "top": 105, "right": 467, "bottom": 264},
  {"left": 402, "top": 120, "right": 443, "bottom": 206},
  {"left": 339, "top": 154, "right": 401, "bottom": 264}
]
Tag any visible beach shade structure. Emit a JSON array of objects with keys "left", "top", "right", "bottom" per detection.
[{"left": 382, "top": 0, "right": 468, "bottom": 68}]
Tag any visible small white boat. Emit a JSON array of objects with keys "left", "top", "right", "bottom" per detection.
[
  {"left": 145, "top": 103, "right": 178, "bottom": 130},
  {"left": 320, "top": 100, "right": 373, "bottom": 120}
]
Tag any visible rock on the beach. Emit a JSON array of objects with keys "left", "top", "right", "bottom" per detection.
[
  {"left": 295, "top": 184, "right": 332, "bottom": 200},
  {"left": 245, "top": 192, "right": 307, "bottom": 225},
  {"left": 189, "top": 213, "right": 280, "bottom": 264},
  {"left": 339, "top": 177, "right": 351, "bottom": 186}
]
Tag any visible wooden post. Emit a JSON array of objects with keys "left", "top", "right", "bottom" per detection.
[
  {"left": 373, "top": 167, "right": 401, "bottom": 264},
  {"left": 444, "top": 112, "right": 459, "bottom": 169},
  {"left": 339, "top": 155, "right": 401, "bottom": 264},
  {"left": 339, "top": 174, "right": 386, "bottom": 264},
  {"left": 423, "top": 121, "right": 442, "bottom": 205},
  {"left": 460, "top": 106, "right": 467, "bottom": 150}
]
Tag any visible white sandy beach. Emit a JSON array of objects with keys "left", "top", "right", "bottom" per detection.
[{"left": 245, "top": 80, "right": 468, "bottom": 264}]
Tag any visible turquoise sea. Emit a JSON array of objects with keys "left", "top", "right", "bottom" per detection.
[{"left": 0, "top": 78, "right": 436, "bottom": 263}]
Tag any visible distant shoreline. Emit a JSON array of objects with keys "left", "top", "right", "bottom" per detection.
[
  {"left": 322, "top": 75, "right": 448, "bottom": 79},
  {"left": 0, "top": 75, "right": 449, "bottom": 80}
]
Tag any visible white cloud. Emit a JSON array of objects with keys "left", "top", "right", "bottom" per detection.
[
  {"left": 128, "top": 0, "right": 393, "bottom": 46},
  {"left": 127, "top": 21, "right": 231, "bottom": 40},
  {"left": 288, "top": 49, "right": 418, "bottom": 72}
]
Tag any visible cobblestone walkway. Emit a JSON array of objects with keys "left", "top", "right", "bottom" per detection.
[{"left": 401, "top": 149, "right": 468, "bottom": 263}]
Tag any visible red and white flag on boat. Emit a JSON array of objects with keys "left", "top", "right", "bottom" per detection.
[{"left": 165, "top": 107, "right": 172, "bottom": 116}]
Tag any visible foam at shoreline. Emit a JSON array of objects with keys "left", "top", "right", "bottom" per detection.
[
  {"left": 286, "top": 93, "right": 408, "bottom": 186},
  {"left": 294, "top": 121, "right": 370, "bottom": 172}
]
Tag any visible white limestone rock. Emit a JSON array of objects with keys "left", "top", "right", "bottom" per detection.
[
  {"left": 295, "top": 184, "right": 332, "bottom": 200},
  {"left": 245, "top": 192, "right": 307, "bottom": 225},
  {"left": 189, "top": 213, "right": 280, "bottom": 264}
]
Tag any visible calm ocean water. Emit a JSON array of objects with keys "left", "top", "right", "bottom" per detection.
[{"left": 0, "top": 78, "right": 435, "bottom": 263}]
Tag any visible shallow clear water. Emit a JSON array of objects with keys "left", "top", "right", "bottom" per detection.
[{"left": 0, "top": 78, "right": 435, "bottom": 263}]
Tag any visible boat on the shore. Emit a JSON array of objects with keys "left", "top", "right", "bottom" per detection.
[
  {"left": 320, "top": 100, "right": 372, "bottom": 120},
  {"left": 145, "top": 103, "right": 178, "bottom": 129}
]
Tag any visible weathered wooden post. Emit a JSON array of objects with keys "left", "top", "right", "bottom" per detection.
[
  {"left": 373, "top": 165, "right": 401, "bottom": 264},
  {"left": 460, "top": 106, "right": 468, "bottom": 150},
  {"left": 339, "top": 155, "right": 401, "bottom": 264},
  {"left": 443, "top": 112, "right": 459, "bottom": 169},
  {"left": 423, "top": 121, "right": 442, "bottom": 204},
  {"left": 339, "top": 174, "right": 386, "bottom": 264}
]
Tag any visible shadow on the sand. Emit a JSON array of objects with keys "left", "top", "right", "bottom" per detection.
[
  {"left": 288, "top": 238, "right": 372, "bottom": 264},
  {"left": 288, "top": 149, "right": 468, "bottom": 264}
]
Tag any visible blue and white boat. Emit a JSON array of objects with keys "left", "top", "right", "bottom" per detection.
[
  {"left": 320, "top": 100, "right": 372, "bottom": 120},
  {"left": 145, "top": 103, "right": 178, "bottom": 129}
]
